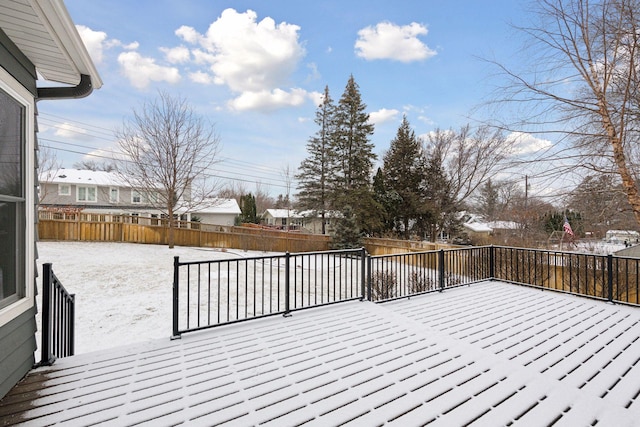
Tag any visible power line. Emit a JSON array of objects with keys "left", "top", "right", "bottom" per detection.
[{"left": 39, "top": 143, "right": 294, "bottom": 191}]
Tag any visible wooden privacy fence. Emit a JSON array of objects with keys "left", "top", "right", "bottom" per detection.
[{"left": 38, "top": 218, "right": 331, "bottom": 253}]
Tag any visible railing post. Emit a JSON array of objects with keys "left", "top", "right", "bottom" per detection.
[
  {"left": 607, "top": 254, "right": 614, "bottom": 302},
  {"left": 41, "top": 263, "right": 53, "bottom": 365},
  {"left": 360, "top": 248, "right": 366, "bottom": 300},
  {"left": 69, "top": 294, "right": 75, "bottom": 356},
  {"left": 367, "top": 254, "right": 372, "bottom": 301},
  {"left": 172, "top": 256, "right": 181, "bottom": 339},
  {"left": 284, "top": 252, "right": 291, "bottom": 315},
  {"left": 438, "top": 249, "right": 445, "bottom": 292},
  {"left": 489, "top": 245, "right": 495, "bottom": 279}
]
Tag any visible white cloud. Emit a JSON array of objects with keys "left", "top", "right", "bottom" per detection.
[
  {"left": 76, "top": 25, "right": 108, "bottom": 64},
  {"left": 369, "top": 108, "right": 400, "bottom": 125},
  {"left": 117, "top": 51, "right": 181, "bottom": 89},
  {"left": 175, "top": 8, "right": 309, "bottom": 111},
  {"left": 54, "top": 122, "right": 90, "bottom": 140},
  {"left": 160, "top": 46, "right": 190, "bottom": 63},
  {"left": 355, "top": 22, "right": 436, "bottom": 62},
  {"left": 507, "top": 132, "right": 552, "bottom": 155},
  {"left": 227, "top": 88, "right": 310, "bottom": 111},
  {"left": 188, "top": 71, "right": 214, "bottom": 84}
]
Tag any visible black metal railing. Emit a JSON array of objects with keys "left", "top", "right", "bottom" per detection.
[
  {"left": 40, "top": 263, "right": 75, "bottom": 365},
  {"left": 492, "top": 246, "right": 640, "bottom": 304},
  {"left": 172, "top": 245, "right": 640, "bottom": 337},
  {"left": 173, "top": 248, "right": 366, "bottom": 337}
]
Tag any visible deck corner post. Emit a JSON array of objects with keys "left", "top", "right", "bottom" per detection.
[
  {"left": 284, "top": 252, "right": 291, "bottom": 315},
  {"left": 172, "top": 256, "right": 181, "bottom": 338},
  {"left": 607, "top": 254, "right": 614, "bottom": 303},
  {"left": 40, "top": 263, "right": 53, "bottom": 366},
  {"left": 438, "top": 249, "right": 445, "bottom": 292},
  {"left": 489, "top": 245, "right": 495, "bottom": 279}
]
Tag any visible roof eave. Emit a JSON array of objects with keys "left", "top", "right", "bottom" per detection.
[{"left": 29, "top": 0, "right": 102, "bottom": 89}]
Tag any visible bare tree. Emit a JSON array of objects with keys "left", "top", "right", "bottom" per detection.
[
  {"left": 73, "top": 159, "right": 114, "bottom": 172},
  {"left": 37, "top": 145, "right": 60, "bottom": 204},
  {"left": 115, "top": 91, "right": 221, "bottom": 248},
  {"left": 488, "top": 0, "right": 640, "bottom": 226},
  {"left": 426, "top": 124, "right": 511, "bottom": 206}
]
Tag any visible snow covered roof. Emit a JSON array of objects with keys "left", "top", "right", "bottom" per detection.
[
  {"left": 463, "top": 221, "right": 493, "bottom": 233},
  {"left": 3, "top": 280, "right": 639, "bottom": 425},
  {"left": 487, "top": 220, "right": 520, "bottom": 230},
  {"left": 263, "top": 208, "right": 303, "bottom": 219},
  {"left": 40, "top": 168, "right": 126, "bottom": 187},
  {"left": 193, "top": 198, "right": 241, "bottom": 214}
]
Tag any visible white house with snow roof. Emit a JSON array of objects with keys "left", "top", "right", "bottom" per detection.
[{"left": 39, "top": 168, "right": 240, "bottom": 227}]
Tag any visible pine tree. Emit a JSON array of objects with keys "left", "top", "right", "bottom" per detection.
[
  {"left": 420, "top": 147, "right": 457, "bottom": 241},
  {"left": 332, "top": 75, "right": 376, "bottom": 231},
  {"left": 475, "top": 179, "right": 500, "bottom": 221},
  {"left": 238, "top": 193, "right": 259, "bottom": 224},
  {"left": 331, "top": 205, "right": 362, "bottom": 249},
  {"left": 383, "top": 115, "right": 426, "bottom": 239},
  {"left": 295, "top": 86, "right": 337, "bottom": 234}
]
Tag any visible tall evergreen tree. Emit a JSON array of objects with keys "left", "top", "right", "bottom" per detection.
[
  {"left": 238, "top": 193, "right": 259, "bottom": 224},
  {"left": 332, "top": 75, "right": 376, "bottom": 231},
  {"left": 331, "top": 205, "right": 362, "bottom": 249},
  {"left": 475, "top": 179, "right": 500, "bottom": 221},
  {"left": 420, "top": 146, "right": 457, "bottom": 241},
  {"left": 383, "top": 115, "right": 426, "bottom": 239},
  {"left": 295, "top": 86, "right": 337, "bottom": 234}
]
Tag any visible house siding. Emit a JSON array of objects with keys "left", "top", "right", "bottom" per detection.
[
  {"left": 0, "top": 306, "right": 36, "bottom": 399},
  {"left": 0, "top": 29, "right": 37, "bottom": 400}
]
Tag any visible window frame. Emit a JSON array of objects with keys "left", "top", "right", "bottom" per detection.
[
  {"left": 58, "top": 184, "right": 70, "bottom": 196},
  {"left": 76, "top": 185, "right": 97, "bottom": 203},
  {"left": 0, "top": 66, "right": 35, "bottom": 326},
  {"left": 109, "top": 187, "right": 119, "bottom": 203}
]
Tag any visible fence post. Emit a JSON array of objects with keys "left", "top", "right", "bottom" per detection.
[
  {"left": 607, "top": 254, "right": 614, "bottom": 302},
  {"left": 438, "top": 249, "right": 445, "bottom": 292},
  {"left": 284, "top": 252, "right": 291, "bottom": 315},
  {"left": 360, "top": 248, "right": 366, "bottom": 300},
  {"left": 172, "top": 256, "right": 181, "bottom": 339},
  {"left": 41, "top": 263, "right": 53, "bottom": 366}
]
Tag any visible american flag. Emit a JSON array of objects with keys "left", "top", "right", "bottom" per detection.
[{"left": 563, "top": 216, "right": 574, "bottom": 236}]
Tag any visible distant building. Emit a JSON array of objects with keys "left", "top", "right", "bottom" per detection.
[
  {"left": 39, "top": 168, "right": 239, "bottom": 227},
  {"left": 606, "top": 230, "right": 640, "bottom": 244},
  {"left": 260, "top": 209, "right": 337, "bottom": 234}
]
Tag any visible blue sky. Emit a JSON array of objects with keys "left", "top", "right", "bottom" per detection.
[{"left": 39, "top": 0, "right": 541, "bottom": 197}]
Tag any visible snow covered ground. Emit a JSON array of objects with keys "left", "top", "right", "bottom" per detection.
[{"left": 36, "top": 241, "right": 278, "bottom": 356}]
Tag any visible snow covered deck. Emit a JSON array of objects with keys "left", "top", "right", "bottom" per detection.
[{"left": 2, "top": 280, "right": 640, "bottom": 426}]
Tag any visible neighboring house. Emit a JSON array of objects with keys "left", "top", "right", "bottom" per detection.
[
  {"left": 40, "top": 168, "right": 164, "bottom": 217},
  {"left": 462, "top": 221, "right": 492, "bottom": 240},
  {"left": 261, "top": 209, "right": 337, "bottom": 234},
  {"left": 0, "top": 0, "right": 101, "bottom": 399},
  {"left": 192, "top": 198, "right": 240, "bottom": 227},
  {"left": 39, "top": 168, "right": 239, "bottom": 227},
  {"left": 606, "top": 229, "right": 640, "bottom": 244},
  {"left": 262, "top": 209, "right": 303, "bottom": 230}
]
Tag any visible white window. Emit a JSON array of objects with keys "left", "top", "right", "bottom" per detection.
[
  {"left": 58, "top": 184, "right": 70, "bottom": 196},
  {"left": 109, "top": 187, "right": 119, "bottom": 203},
  {"left": 77, "top": 186, "right": 96, "bottom": 202},
  {"left": 132, "top": 190, "right": 158, "bottom": 204},
  {"left": 0, "top": 66, "right": 35, "bottom": 325},
  {"left": 132, "top": 190, "right": 142, "bottom": 204}
]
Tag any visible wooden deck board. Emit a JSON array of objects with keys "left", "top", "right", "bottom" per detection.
[{"left": 2, "top": 281, "right": 640, "bottom": 426}]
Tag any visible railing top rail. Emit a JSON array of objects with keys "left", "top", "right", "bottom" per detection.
[
  {"left": 491, "top": 245, "right": 615, "bottom": 258},
  {"left": 175, "top": 247, "right": 365, "bottom": 267},
  {"left": 370, "top": 245, "right": 491, "bottom": 259}
]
